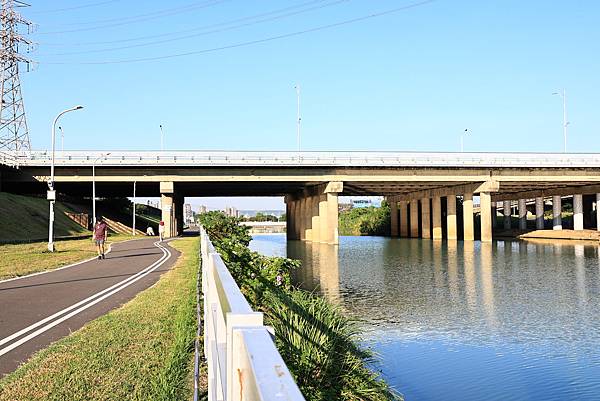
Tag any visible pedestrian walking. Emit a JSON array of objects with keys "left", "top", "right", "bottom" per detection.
[
  {"left": 146, "top": 226, "right": 155, "bottom": 236},
  {"left": 158, "top": 221, "right": 165, "bottom": 242},
  {"left": 92, "top": 216, "right": 109, "bottom": 260}
]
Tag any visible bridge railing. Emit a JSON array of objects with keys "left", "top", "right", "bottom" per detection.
[{"left": 198, "top": 227, "right": 305, "bottom": 401}]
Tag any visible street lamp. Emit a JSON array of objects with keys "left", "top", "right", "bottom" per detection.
[
  {"left": 159, "top": 124, "right": 164, "bottom": 151},
  {"left": 294, "top": 84, "right": 301, "bottom": 152},
  {"left": 58, "top": 126, "right": 64, "bottom": 152},
  {"left": 92, "top": 152, "right": 111, "bottom": 227},
  {"left": 48, "top": 105, "right": 83, "bottom": 252},
  {"left": 460, "top": 128, "right": 469, "bottom": 152},
  {"left": 552, "top": 89, "right": 569, "bottom": 153}
]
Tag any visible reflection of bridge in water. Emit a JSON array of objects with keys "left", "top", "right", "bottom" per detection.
[{"left": 278, "top": 237, "right": 600, "bottom": 341}]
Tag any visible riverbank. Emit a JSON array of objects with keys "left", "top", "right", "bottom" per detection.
[
  {"left": 199, "top": 212, "right": 401, "bottom": 401},
  {"left": 0, "top": 237, "right": 204, "bottom": 400}
]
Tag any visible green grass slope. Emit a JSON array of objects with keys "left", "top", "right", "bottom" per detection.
[{"left": 0, "top": 192, "right": 89, "bottom": 242}]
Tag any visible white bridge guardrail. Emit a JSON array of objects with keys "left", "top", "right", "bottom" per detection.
[
  {"left": 4, "top": 150, "right": 600, "bottom": 168},
  {"left": 199, "top": 227, "right": 305, "bottom": 401}
]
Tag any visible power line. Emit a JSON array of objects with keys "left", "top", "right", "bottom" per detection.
[
  {"left": 34, "top": 0, "right": 230, "bottom": 34},
  {"left": 30, "top": 0, "right": 122, "bottom": 14},
  {"left": 40, "top": 0, "right": 349, "bottom": 57},
  {"left": 41, "top": 0, "right": 437, "bottom": 65},
  {"left": 39, "top": 0, "right": 329, "bottom": 46}
]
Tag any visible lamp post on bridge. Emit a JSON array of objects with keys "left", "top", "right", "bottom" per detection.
[
  {"left": 460, "top": 128, "right": 469, "bottom": 152},
  {"left": 552, "top": 89, "right": 569, "bottom": 153},
  {"left": 48, "top": 105, "right": 84, "bottom": 252},
  {"left": 92, "top": 152, "right": 111, "bottom": 226},
  {"left": 294, "top": 84, "right": 301, "bottom": 152},
  {"left": 159, "top": 124, "right": 164, "bottom": 151}
]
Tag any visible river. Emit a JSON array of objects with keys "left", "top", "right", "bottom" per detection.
[{"left": 250, "top": 235, "right": 600, "bottom": 401}]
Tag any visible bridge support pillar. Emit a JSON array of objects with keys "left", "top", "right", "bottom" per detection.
[
  {"left": 480, "top": 192, "right": 492, "bottom": 242},
  {"left": 503, "top": 200, "right": 511, "bottom": 230},
  {"left": 390, "top": 197, "right": 399, "bottom": 237},
  {"left": 535, "top": 197, "right": 544, "bottom": 230},
  {"left": 299, "top": 197, "right": 307, "bottom": 241},
  {"left": 311, "top": 194, "right": 321, "bottom": 242},
  {"left": 304, "top": 194, "right": 313, "bottom": 241},
  {"left": 285, "top": 196, "right": 294, "bottom": 240},
  {"left": 410, "top": 199, "right": 419, "bottom": 238},
  {"left": 160, "top": 181, "right": 175, "bottom": 238},
  {"left": 573, "top": 194, "right": 583, "bottom": 231},
  {"left": 518, "top": 199, "right": 527, "bottom": 230},
  {"left": 463, "top": 192, "right": 474, "bottom": 241},
  {"left": 597, "top": 194, "right": 600, "bottom": 231},
  {"left": 421, "top": 198, "right": 431, "bottom": 239},
  {"left": 491, "top": 201, "right": 497, "bottom": 228},
  {"left": 432, "top": 196, "right": 442, "bottom": 240},
  {"left": 446, "top": 195, "right": 457, "bottom": 240},
  {"left": 174, "top": 195, "right": 184, "bottom": 236},
  {"left": 399, "top": 201, "right": 409, "bottom": 237},
  {"left": 320, "top": 182, "right": 342, "bottom": 245},
  {"left": 552, "top": 195, "right": 562, "bottom": 230}
]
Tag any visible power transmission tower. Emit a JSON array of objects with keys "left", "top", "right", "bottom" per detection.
[{"left": 0, "top": 0, "right": 34, "bottom": 162}]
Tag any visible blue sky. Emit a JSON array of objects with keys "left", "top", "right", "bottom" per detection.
[{"left": 17, "top": 0, "right": 600, "bottom": 209}]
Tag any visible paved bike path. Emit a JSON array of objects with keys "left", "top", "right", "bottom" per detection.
[{"left": 0, "top": 237, "right": 179, "bottom": 376}]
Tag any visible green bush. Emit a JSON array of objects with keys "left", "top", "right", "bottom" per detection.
[
  {"left": 199, "top": 212, "right": 401, "bottom": 401},
  {"left": 339, "top": 203, "right": 390, "bottom": 236}
]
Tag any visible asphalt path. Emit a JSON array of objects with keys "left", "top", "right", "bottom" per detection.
[{"left": 0, "top": 237, "right": 180, "bottom": 377}]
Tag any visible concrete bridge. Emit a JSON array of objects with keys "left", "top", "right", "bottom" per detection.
[{"left": 2, "top": 150, "right": 600, "bottom": 243}]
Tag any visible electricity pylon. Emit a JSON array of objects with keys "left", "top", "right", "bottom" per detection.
[{"left": 0, "top": 0, "right": 34, "bottom": 162}]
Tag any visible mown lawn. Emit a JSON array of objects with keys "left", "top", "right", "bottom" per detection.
[
  {"left": 0, "top": 236, "right": 205, "bottom": 401},
  {"left": 0, "top": 234, "right": 134, "bottom": 280}
]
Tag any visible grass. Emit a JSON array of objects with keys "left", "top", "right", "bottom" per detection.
[
  {"left": 0, "top": 234, "right": 134, "bottom": 280},
  {"left": 0, "top": 236, "right": 205, "bottom": 401},
  {"left": 0, "top": 192, "right": 89, "bottom": 242}
]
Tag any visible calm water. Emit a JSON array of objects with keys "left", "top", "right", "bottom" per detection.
[{"left": 250, "top": 235, "right": 600, "bottom": 401}]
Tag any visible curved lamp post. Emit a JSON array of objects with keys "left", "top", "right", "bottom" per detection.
[{"left": 48, "top": 105, "right": 83, "bottom": 252}]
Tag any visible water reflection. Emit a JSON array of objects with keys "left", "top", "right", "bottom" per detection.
[{"left": 250, "top": 235, "right": 600, "bottom": 401}]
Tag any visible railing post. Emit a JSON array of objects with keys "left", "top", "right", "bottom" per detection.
[{"left": 226, "top": 313, "right": 263, "bottom": 401}]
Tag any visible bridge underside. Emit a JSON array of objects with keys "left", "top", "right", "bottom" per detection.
[{"left": 3, "top": 164, "right": 600, "bottom": 243}]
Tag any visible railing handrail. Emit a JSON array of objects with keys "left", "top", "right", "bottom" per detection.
[
  {"left": 6, "top": 149, "right": 600, "bottom": 168},
  {"left": 197, "top": 227, "right": 305, "bottom": 401}
]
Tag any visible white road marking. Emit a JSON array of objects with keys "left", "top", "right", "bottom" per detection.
[{"left": 0, "top": 241, "right": 172, "bottom": 357}]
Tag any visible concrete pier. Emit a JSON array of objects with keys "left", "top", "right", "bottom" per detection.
[
  {"left": 463, "top": 192, "right": 474, "bottom": 241},
  {"left": 552, "top": 196, "right": 562, "bottom": 230},
  {"left": 410, "top": 199, "right": 419, "bottom": 238},
  {"left": 400, "top": 201, "right": 409, "bottom": 237},
  {"left": 480, "top": 192, "right": 492, "bottom": 242},
  {"left": 447, "top": 195, "right": 457, "bottom": 240},
  {"left": 573, "top": 194, "right": 583, "bottom": 231},
  {"left": 519, "top": 199, "right": 527, "bottom": 230},
  {"left": 432, "top": 196, "right": 442, "bottom": 240},
  {"left": 421, "top": 198, "right": 431, "bottom": 239},
  {"left": 535, "top": 197, "right": 544, "bottom": 230},
  {"left": 503, "top": 200, "right": 511, "bottom": 230}
]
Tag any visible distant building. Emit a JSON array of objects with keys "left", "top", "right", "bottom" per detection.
[
  {"left": 199, "top": 205, "right": 207, "bottom": 214},
  {"left": 224, "top": 206, "right": 239, "bottom": 218},
  {"left": 184, "top": 204, "right": 193, "bottom": 224}
]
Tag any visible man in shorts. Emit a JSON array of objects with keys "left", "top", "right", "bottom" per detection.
[{"left": 92, "top": 216, "right": 109, "bottom": 260}]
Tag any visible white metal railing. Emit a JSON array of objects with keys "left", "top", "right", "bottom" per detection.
[
  {"left": 4, "top": 150, "right": 600, "bottom": 168},
  {"left": 199, "top": 227, "right": 305, "bottom": 401}
]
